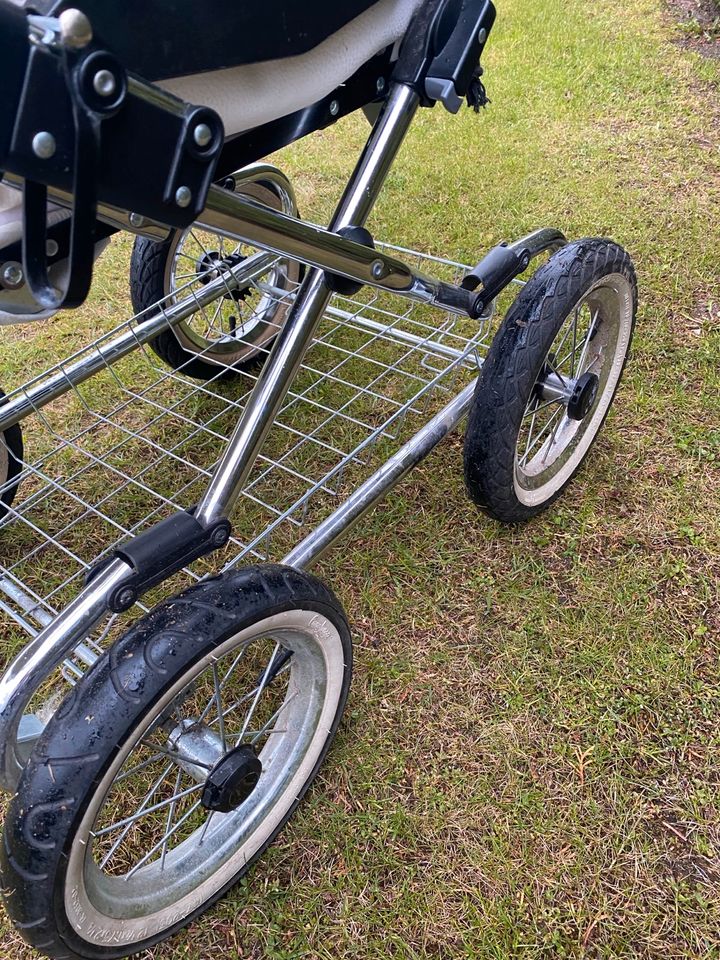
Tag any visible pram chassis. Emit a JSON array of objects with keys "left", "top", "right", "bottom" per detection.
[
  {"left": 0, "top": 5, "right": 639, "bottom": 953},
  {"left": 0, "top": 81, "right": 564, "bottom": 790}
]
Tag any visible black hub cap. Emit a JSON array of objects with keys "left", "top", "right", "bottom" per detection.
[
  {"left": 567, "top": 371, "right": 600, "bottom": 421},
  {"left": 195, "top": 250, "right": 251, "bottom": 303},
  {"left": 201, "top": 744, "right": 262, "bottom": 813}
]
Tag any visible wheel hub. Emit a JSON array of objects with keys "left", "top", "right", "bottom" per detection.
[
  {"left": 567, "top": 371, "right": 599, "bottom": 421},
  {"left": 195, "top": 250, "right": 252, "bottom": 303},
  {"left": 201, "top": 744, "right": 262, "bottom": 813}
]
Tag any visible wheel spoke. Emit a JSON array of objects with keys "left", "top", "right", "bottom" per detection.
[
  {"left": 236, "top": 643, "right": 280, "bottom": 746},
  {"left": 93, "top": 780, "right": 202, "bottom": 840},
  {"left": 519, "top": 405, "right": 564, "bottom": 467},
  {"left": 98, "top": 762, "right": 174, "bottom": 869},
  {"left": 250, "top": 691, "right": 298, "bottom": 746},
  {"left": 124, "top": 797, "right": 204, "bottom": 879},
  {"left": 569, "top": 305, "right": 580, "bottom": 377},
  {"left": 574, "top": 308, "right": 600, "bottom": 376},
  {"left": 212, "top": 663, "right": 227, "bottom": 753},
  {"left": 160, "top": 769, "right": 183, "bottom": 871},
  {"left": 523, "top": 397, "right": 560, "bottom": 420},
  {"left": 140, "top": 739, "right": 214, "bottom": 770},
  {"left": 541, "top": 410, "right": 565, "bottom": 464},
  {"left": 196, "top": 646, "right": 250, "bottom": 725}
]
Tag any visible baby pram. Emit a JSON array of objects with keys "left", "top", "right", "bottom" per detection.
[{"left": 0, "top": 2, "right": 637, "bottom": 957}]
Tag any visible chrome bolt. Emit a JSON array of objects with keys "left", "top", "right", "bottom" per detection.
[
  {"left": 376, "top": 77, "right": 385, "bottom": 93},
  {"left": 59, "top": 9, "right": 93, "bottom": 49},
  {"left": 371, "top": 259, "right": 385, "bottom": 280},
  {"left": 46, "top": 239, "right": 59, "bottom": 257},
  {"left": 2, "top": 262, "right": 24, "bottom": 290},
  {"left": 478, "top": 27, "right": 487, "bottom": 44},
  {"left": 175, "top": 186, "right": 192, "bottom": 208},
  {"left": 128, "top": 212, "right": 146, "bottom": 228},
  {"left": 329, "top": 100, "right": 340, "bottom": 117},
  {"left": 93, "top": 69, "right": 117, "bottom": 97},
  {"left": 32, "top": 131, "right": 56, "bottom": 159},
  {"left": 193, "top": 123, "right": 213, "bottom": 148}
]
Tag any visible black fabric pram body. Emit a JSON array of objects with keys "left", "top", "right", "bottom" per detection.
[{"left": 48, "top": 0, "right": 385, "bottom": 79}]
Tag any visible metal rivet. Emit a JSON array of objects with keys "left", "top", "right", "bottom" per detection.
[
  {"left": 46, "top": 239, "right": 59, "bottom": 257},
  {"left": 193, "top": 123, "right": 213, "bottom": 148},
  {"left": 32, "top": 131, "right": 56, "bottom": 160},
  {"left": 371, "top": 259, "right": 385, "bottom": 280},
  {"left": 58, "top": 8, "right": 93, "bottom": 49},
  {"left": 478, "top": 28, "right": 487, "bottom": 44},
  {"left": 376, "top": 77, "right": 385, "bottom": 93},
  {"left": 2, "top": 262, "right": 24, "bottom": 289},
  {"left": 93, "top": 69, "right": 117, "bottom": 97},
  {"left": 116, "top": 588, "right": 136, "bottom": 610},
  {"left": 175, "top": 186, "right": 192, "bottom": 208},
  {"left": 210, "top": 526, "right": 229, "bottom": 548},
  {"left": 129, "top": 212, "right": 146, "bottom": 228},
  {"left": 329, "top": 100, "right": 340, "bottom": 117}
]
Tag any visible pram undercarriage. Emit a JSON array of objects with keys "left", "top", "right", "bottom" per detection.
[{"left": 0, "top": 2, "right": 637, "bottom": 957}]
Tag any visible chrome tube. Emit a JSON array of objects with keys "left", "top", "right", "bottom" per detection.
[
  {"left": 284, "top": 380, "right": 477, "bottom": 570},
  {"left": 0, "top": 558, "right": 130, "bottom": 791},
  {"left": 509, "top": 228, "right": 567, "bottom": 258},
  {"left": 198, "top": 183, "right": 468, "bottom": 312},
  {"left": 0, "top": 250, "right": 275, "bottom": 433},
  {"left": 3, "top": 161, "right": 298, "bottom": 242},
  {"left": 195, "top": 83, "right": 421, "bottom": 526}
]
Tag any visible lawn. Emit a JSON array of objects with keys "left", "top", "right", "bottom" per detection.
[{"left": 1, "top": 0, "right": 719, "bottom": 956}]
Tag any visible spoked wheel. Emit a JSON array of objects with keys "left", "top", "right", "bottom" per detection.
[
  {"left": 130, "top": 177, "right": 301, "bottom": 381},
  {"left": 0, "top": 388, "right": 23, "bottom": 522},
  {"left": 464, "top": 239, "right": 637, "bottom": 523},
  {"left": 2, "top": 566, "right": 352, "bottom": 959}
]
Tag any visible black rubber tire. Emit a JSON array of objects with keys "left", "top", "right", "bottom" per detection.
[
  {"left": 1, "top": 565, "right": 352, "bottom": 960},
  {"left": 129, "top": 182, "right": 299, "bottom": 382},
  {"left": 463, "top": 239, "right": 637, "bottom": 524},
  {"left": 0, "top": 389, "right": 24, "bottom": 522}
]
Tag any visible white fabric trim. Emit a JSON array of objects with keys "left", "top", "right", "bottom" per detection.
[{"left": 160, "top": 0, "right": 423, "bottom": 136}]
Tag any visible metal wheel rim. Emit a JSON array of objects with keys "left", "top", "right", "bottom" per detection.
[
  {"left": 65, "top": 609, "right": 345, "bottom": 947},
  {"left": 514, "top": 273, "right": 634, "bottom": 507},
  {"left": 165, "top": 182, "right": 299, "bottom": 366}
]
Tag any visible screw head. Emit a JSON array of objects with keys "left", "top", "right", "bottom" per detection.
[
  {"left": 193, "top": 123, "right": 213, "bottom": 148},
  {"left": 2, "top": 262, "right": 24, "bottom": 289},
  {"left": 128, "top": 212, "right": 146, "bottom": 228},
  {"left": 175, "top": 186, "right": 193, "bottom": 209},
  {"left": 32, "top": 131, "right": 56, "bottom": 160},
  {"left": 371, "top": 259, "right": 385, "bottom": 280},
  {"left": 210, "top": 525, "right": 230, "bottom": 548},
  {"left": 376, "top": 77, "right": 385, "bottom": 93},
  {"left": 93, "top": 69, "right": 117, "bottom": 97},
  {"left": 329, "top": 99, "right": 340, "bottom": 117},
  {"left": 59, "top": 8, "right": 93, "bottom": 49},
  {"left": 478, "top": 27, "right": 487, "bottom": 44},
  {"left": 46, "top": 239, "right": 59, "bottom": 257},
  {"left": 115, "top": 587, "right": 137, "bottom": 610}
]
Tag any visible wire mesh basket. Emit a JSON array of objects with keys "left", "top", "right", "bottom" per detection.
[{"left": 0, "top": 244, "right": 494, "bottom": 674}]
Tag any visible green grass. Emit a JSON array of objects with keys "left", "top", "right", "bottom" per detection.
[{"left": 1, "top": 0, "right": 719, "bottom": 956}]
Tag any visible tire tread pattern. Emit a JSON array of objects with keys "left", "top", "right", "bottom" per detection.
[
  {"left": 1, "top": 564, "right": 351, "bottom": 960},
  {"left": 463, "top": 239, "right": 637, "bottom": 524}
]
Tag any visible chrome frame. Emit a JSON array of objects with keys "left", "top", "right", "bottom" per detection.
[{"left": 0, "top": 80, "right": 567, "bottom": 791}]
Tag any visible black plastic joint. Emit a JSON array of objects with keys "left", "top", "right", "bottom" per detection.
[
  {"left": 461, "top": 242, "right": 531, "bottom": 316},
  {"left": 87, "top": 509, "right": 232, "bottom": 612},
  {"left": 324, "top": 225, "right": 375, "bottom": 296}
]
